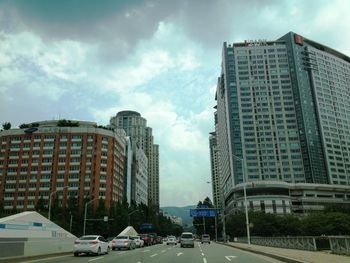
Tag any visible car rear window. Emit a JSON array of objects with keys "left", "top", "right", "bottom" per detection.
[
  {"left": 79, "top": 236, "right": 97, "bottom": 240},
  {"left": 181, "top": 234, "right": 193, "bottom": 238},
  {"left": 202, "top": 235, "right": 209, "bottom": 238},
  {"left": 115, "top": 236, "right": 128, "bottom": 239}
]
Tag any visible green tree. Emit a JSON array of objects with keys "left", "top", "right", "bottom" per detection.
[{"left": 2, "top": 122, "right": 11, "bottom": 130}]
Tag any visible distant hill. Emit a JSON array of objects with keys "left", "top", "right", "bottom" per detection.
[{"left": 161, "top": 205, "right": 196, "bottom": 227}]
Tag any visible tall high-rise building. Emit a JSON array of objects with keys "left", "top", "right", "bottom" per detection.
[
  {"left": 209, "top": 131, "right": 222, "bottom": 210},
  {"left": 213, "top": 32, "right": 350, "bottom": 215},
  {"left": 110, "top": 111, "right": 160, "bottom": 209},
  {"left": 0, "top": 120, "right": 126, "bottom": 214}
]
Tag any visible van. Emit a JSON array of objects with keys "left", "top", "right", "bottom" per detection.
[{"left": 180, "top": 232, "right": 194, "bottom": 248}]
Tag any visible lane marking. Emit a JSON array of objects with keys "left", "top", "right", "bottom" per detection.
[
  {"left": 22, "top": 255, "right": 71, "bottom": 263},
  {"left": 118, "top": 251, "right": 126, "bottom": 254},
  {"left": 203, "top": 258, "right": 207, "bottom": 263},
  {"left": 150, "top": 253, "right": 158, "bottom": 257},
  {"left": 225, "top": 255, "right": 237, "bottom": 261},
  {"left": 88, "top": 257, "right": 104, "bottom": 262},
  {"left": 177, "top": 252, "right": 183, "bottom": 256},
  {"left": 161, "top": 250, "right": 166, "bottom": 253},
  {"left": 201, "top": 252, "right": 205, "bottom": 256},
  {"left": 142, "top": 249, "right": 150, "bottom": 252}
]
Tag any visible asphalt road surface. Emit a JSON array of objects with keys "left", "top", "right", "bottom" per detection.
[{"left": 22, "top": 242, "right": 281, "bottom": 263}]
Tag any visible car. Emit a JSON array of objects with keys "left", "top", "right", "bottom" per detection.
[
  {"left": 73, "top": 235, "right": 110, "bottom": 256},
  {"left": 201, "top": 234, "right": 211, "bottom": 244},
  {"left": 180, "top": 232, "right": 194, "bottom": 248},
  {"left": 132, "top": 236, "right": 144, "bottom": 248},
  {"left": 166, "top": 236, "right": 177, "bottom": 245},
  {"left": 139, "top": 234, "right": 153, "bottom": 246},
  {"left": 110, "top": 235, "right": 136, "bottom": 250}
]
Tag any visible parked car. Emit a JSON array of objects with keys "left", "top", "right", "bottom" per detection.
[
  {"left": 132, "top": 236, "right": 144, "bottom": 248},
  {"left": 180, "top": 232, "right": 195, "bottom": 248},
  {"left": 166, "top": 236, "right": 177, "bottom": 245},
  {"left": 73, "top": 235, "right": 110, "bottom": 256},
  {"left": 201, "top": 234, "right": 211, "bottom": 244},
  {"left": 139, "top": 234, "right": 153, "bottom": 246},
  {"left": 110, "top": 235, "right": 136, "bottom": 250}
]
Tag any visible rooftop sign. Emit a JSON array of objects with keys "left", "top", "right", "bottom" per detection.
[{"left": 244, "top": 39, "right": 267, "bottom": 46}]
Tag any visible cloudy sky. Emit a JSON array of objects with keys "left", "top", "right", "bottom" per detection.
[{"left": 1, "top": 0, "right": 349, "bottom": 207}]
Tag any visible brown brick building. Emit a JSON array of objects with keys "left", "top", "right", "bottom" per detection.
[{"left": 0, "top": 120, "right": 126, "bottom": 214}]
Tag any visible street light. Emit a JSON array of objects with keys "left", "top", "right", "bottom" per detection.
[
  {"left": 232, "top": 155, "right": 251, "bottom": 245},
  {"left": 48, "top": 186, "right": 69, "bottom": 221},
  {"left": 83, "top": 197, "right": 100, "bottom": 235}
]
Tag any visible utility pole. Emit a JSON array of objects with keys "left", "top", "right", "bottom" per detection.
[{"left": 233, "top": 155, "right": 251, "bottom": 245}]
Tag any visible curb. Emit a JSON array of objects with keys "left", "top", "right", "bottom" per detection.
[
  {"left": 0, "top": 252, "right": 72, "bottom": 263},
  {"left": 218, "top": 242, "right": 308, "bottom": 263}
]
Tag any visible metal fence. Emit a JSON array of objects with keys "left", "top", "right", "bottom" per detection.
[
  {"left": 234, "top": 236, "right": 350, "bottom": 255},
  {"left": 329, "top": 236, "right": 350, "bottom": 255},
  {"left": 251, "top": 236, "right": 317, "bottom": 251}
]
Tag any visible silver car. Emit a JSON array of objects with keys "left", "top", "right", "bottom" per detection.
[
  {"left": 110, "top": 235, "right": 136, "bottom": 250},
  {"left": 180, "top": 232, "right": 194, "bottom": 248}
]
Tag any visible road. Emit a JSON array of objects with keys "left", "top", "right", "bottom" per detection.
[{"left": 21, "top": 242, "right": 281, "bottom": 263}]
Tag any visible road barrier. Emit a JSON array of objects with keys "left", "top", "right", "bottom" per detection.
[
  {"left": 329, "top": 236, "right": 350, "bottom": 255},
  {"left": 234, "top": 235, "right": 350, "bottom": 255}
]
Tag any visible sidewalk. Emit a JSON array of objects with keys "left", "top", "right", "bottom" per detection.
[{"left": 222, "top": 242, "right": 350, "bottom": 263}]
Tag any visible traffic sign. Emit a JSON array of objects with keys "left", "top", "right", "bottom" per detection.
[{"left": 190, "top": 209, "right": 217, "bottom": 217}]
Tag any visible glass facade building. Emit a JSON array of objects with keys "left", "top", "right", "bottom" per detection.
[{"left": 213, "top": 32, "right": 350, "bottom": 214}]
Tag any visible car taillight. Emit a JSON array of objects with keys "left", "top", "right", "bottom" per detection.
[
  {"left": 124, "top": 240, "right": 128, "bottom": 244},
  {"left": 89, "top": 241, "right": 98, "bottom": 244},
  {"left": 112, "top": 240, "right": 116, "bottom": 243},
  {"left": 74, "top": 241, "right": 80, "bottom": 244}
]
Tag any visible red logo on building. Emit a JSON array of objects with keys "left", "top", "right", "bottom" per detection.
[{"left": 294, "top": 34, "right": 304, "bottom": 46}]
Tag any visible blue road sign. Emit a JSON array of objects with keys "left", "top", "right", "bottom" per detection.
[{"left": 190, "top": 209, "right": 217, "bottom": 217}]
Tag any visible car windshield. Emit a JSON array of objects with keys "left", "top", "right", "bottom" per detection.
[{"left": 181, "top": 234, "right": 193, "bottom": 239}]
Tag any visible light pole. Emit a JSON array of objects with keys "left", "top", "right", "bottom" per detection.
[
  {"left": 232, "top": 155, "right": 251, "bottom": 245},
  {"left": 48, "top": 186, "right": 69, "bottom": 220},
  {"left": 128, "top": 209, "right": 139, "bottom": 226},
  {"left": 83, "top": 197, "right": 99, "bottom": 235}
]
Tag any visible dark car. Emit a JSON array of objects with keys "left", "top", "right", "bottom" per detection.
[{"left": 139, "top": 234, "right": 153, "bottom": 246}]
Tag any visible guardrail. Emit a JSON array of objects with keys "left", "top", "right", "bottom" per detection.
[
  {"left": 251, "top": 236, "right": 317, "bottom": 251},
  {"left": 234, "top": 236, "right": 350, "bottom": 255},
  {"left": 329, "top": 236, "right": 350, "bottom": 255}
]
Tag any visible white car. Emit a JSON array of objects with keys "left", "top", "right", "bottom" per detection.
[
  {"left": 74, "top": 235, "right": 110, "bottom": 256},
  {"left": 132, "top": 236, "right": 144, "bottom": 248},
  {"left": 110, "top": 235, "right": 136, "bottom": 250},
  {"left": 166, "top": 236, "right": 177, "bottom": 245}
]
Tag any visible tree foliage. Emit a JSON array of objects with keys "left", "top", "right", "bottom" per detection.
[
  {"left": 57, "top": 119, "right": 79, "bottom": 127},
  {"left": 2, "top": 122, "right": 11, "bottom": 130},
  {"left": 5, "top": 197, "right": 183, "bottom": 238},
  {"left": 225, "top": 210, "right": 350, "bottom": 238}
]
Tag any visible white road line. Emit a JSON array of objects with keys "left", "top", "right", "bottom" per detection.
[
  {"left": 22, "top": 255, "right": 70, "bottom": 263},
  {"left": 88, "top": 257, "right": 104, "bottom": 262},
  {"left": 201, "top": 252, "right": 205, "bottom": 256},
  {"left": 161, "top": 250, "right": 166, "bottom": 253},
  {"left": 142, "top": 249, "right": 150, "bottom": 252},
  {"left": 225, "top": 256, "right": 237, "bottom": 261},
  {"left": 150, "top": 253, "right": 158, "bottom": 257},
  {"left": 203, "top": 258, "right": 207, "bottom": 263},
  {"left": 176, "top": 252, "right": 183, "bottom": 256}
]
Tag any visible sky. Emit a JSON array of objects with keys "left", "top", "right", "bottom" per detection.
[{"left": 1, "top": 0, "right": 350, "bottom": 207}]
